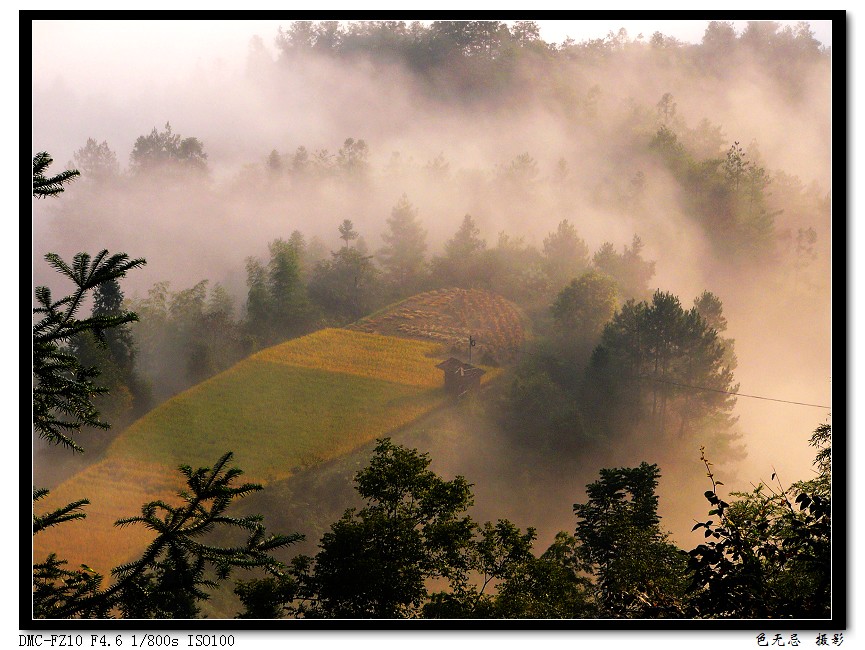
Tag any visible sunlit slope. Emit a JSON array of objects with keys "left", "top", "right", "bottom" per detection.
[
  {"left": 33, "top": 458, "right": 182, "bottom": 579},
  {"left": 34, "top": 327, "right": 502, "bottom": 577},
  {"left": 253, "top": 327, "right": 441, "bottom": 388},
  {"left": 109, "top": 329, "right": 448, "bottom": 482},
  {"left": 349, "top": 287, "right": 527, "bottom": 362},
  {"left": 34, "top": 329, "right": 456, "bottom": 576}
]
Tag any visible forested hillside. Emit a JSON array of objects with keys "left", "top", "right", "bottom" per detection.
[{"left": 31, "top": 18, "right": 834, "bottom": 622}]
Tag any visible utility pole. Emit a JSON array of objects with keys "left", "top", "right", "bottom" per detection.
[{"left": 468, "top": 335, "right": 475, "bottom": 363}]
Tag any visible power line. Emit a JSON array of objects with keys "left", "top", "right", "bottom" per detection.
[{"left": 638, "top": 375, "right": 831, "bottom": 409}]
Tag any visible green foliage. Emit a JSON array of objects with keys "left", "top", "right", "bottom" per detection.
[
  {"left": 573, "top": 462, "right": 690, "bottom": 617},
  {"left": 33, "top": 453, "right": 300, "bottom": 618},
  {"left": 244, "top": 238, "right": 316, "bottom": 346},
  {"left": 129, "top": 122, "right": 207, "bottom": 174},
  {"left": 445, "top": 213, "right": 486, "bottom": 259},
  {"left": 591, "top": 235, "right": 656, "bottom": 301},
  {"left": 111, "top": 452, "right": 299, "bottom": 618},
  {"left": 336, "top": 138, "right": 370, "bottom": 178},
  {"left": 33, "top": 553, "right": 109, "bottom": 619},
  {"left": 431, "top": 214, "right": 487, "bottom": 288},
  {"left": 693, "top": 290, "right": 727, "bottom": 334},
  {"left": 235, "top": 439, "right": 577, "bottom": 620},
  {"left": 649, "top": 129, "right": 778, "bottom": 261},
  {"left": 542, "top": 219, "right": 590, "bottom": 290},
  {"left": 492, "top": 531, "right": 594, "bottom": 618},
  {"left": 33, "top": 152, "right": 80, "bottom": 198},
  {"left": 337, "top": 219, "right": 359, "bottom": 247},
  {"left": 551, "top": 269, "right": 619, "bottom": 342},
  {"left": 805, "top": 422, "right": 831, "bottom": 495},
  {"left": 308, "top": 244, "right": 381, "bottom": 324},
  {"left": 131, "top": 279, "right": 249, "bottom": 401},
  {"left": 693, "top": 290, "right": 737, "bottom": 371},
  {"left": 234, "top": 570, "right": 303, "bottom": 619},
  {"left": 33, "top": 250, "right": 146, "bottom": 452},
  {"left": 584, "top": 290, "right": 738, "bottom": 444},
  {"left": 481, "top": 232, "right": 549, "bottom": 307},
  {"left": 495, "top": 153, "right": 540, "bottom": 199},
  {"left": 378, "top": 194, "right": 428, "bottom": 296},
  {"left": 503, "top": 364, "right": 580, "bottom": 450},
  {"left": 33, "top": 488, "right": 88, "bottom": 534},
  {"left": 72, "top": 138, "right": 120, "bottom": 181},
  {"left": 266, "top": 149, "right": 283, "bottom": 173},
  {"left": 301, "top": 439, "right": 476, "bottom": 618},
  {"left": 687, "top": 430, "right": 831, "bottom": 618},
  {"left": 70, "top": 278, "right": 152, "bottom": 435},
  {"left": 227, "top": 431, "right": 831, "bottom": 620},
  {"left": 424, "top": 519, "right": 537, "bottom": 618},
  {"left": 656, "top": 92, "right": 678, "bottom": 126}
]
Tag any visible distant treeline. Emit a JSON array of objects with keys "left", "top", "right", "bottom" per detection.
[{"left": 266, "top": 20, "right": 828, "bottom": 102}]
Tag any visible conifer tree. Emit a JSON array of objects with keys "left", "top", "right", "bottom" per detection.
[{"left": 379, "top": 194, "right": 428, "bottom": 296}]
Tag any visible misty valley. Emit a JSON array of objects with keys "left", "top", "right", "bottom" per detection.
[{"left": 31, "top": 19, "right": 833, "bottom": 622}]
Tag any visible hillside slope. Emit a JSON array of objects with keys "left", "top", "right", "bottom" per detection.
[
  {"left": 34, "top": 326, "right": 498, "bottom": 576},
  {"left": 34, "top": 288, "right": 520, "bottom": 581}
]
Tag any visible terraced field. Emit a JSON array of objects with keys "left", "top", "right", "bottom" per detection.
[
  {"left": 33, "top": 329, "right": 470, "bottom": 576},
  {"left": 349, "top": 287, "right": 527, "bottom": 362}
]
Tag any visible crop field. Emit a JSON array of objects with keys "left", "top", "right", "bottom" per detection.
[
  {"left": 253, "top": 328, "right": 443, "bottom": 388},
  {"left": 349, "top": 288, "right": 527, "bottom": 361},
  {"left": 34, "top": 325, "right": 503, "bottom": 580},
  {"left": 109, "top": 361, "right": 444, "bottom": 482},
  {"left": 33, "top": 457, "right": 181, "bottom": 578}
]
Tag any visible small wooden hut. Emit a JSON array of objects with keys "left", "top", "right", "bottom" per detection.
[{"left": 435, "top": 357, "right": 486, "bottom": 397}]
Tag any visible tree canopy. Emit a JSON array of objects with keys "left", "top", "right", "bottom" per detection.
[
  {"left": 378, "top": 194, "right": 428, "bottom": 296},
  {"left": 129, "top": 122, "right": 208, "bottom": 174},
  {"left": 584, "top": 289, "right": 738, "bottom": 445}
]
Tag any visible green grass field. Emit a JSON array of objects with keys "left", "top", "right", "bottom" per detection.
[
  {"left": 253, "top": 328, "right": 443, "bottom": 388},
  {"left": 108, "top": 329, "right": 450, "bottom": 482},
  {"left": 110, "top": 361, "right": 444, "bottom": 482},
  {"left": 34, "top": 327, "right": 501, "bottom": 578},
  {"left": 34, "top": 329, "right": 459, "bottom": 574}
]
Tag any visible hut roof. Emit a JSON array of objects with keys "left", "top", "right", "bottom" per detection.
[{"left": 435, "top": 357, "right": 486, "bottom": 376}]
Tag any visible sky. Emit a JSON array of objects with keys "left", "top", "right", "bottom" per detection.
[{"left": 21, "top": 12, "right": 849, "bottom": 647}]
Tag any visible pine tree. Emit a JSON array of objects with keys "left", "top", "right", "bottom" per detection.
[
  {"left": 379, "top": 194, "right": 428, "bottom": 296},
  {"left": 34, "top": 250, "right": 146, "bottom": 452},
  {"left": 542, "top": 219, "right": 589, "bottom": 290}
]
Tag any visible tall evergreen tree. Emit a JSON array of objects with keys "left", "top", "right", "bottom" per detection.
[
  {"left": 244, "top": 239, "right": 315, "bottom": 346},
  {"left": 584, "top": 290, "right": 738, "bottom": 444},
  {"left": 308, "top": 246, "right": 380, "bottom": 324},
  {"left": 431, "top": 214, "right": 487, "bottom": 288},
  {"left": 591, "top": 235, "right": 656, "bottom": 301},
  {"left": 34, "top": 249, "right": 145, "bottom": 451},
  {"left": 379, "top": 194, "right": 428, "bottom": 296},
  {"left": 542, "top": 219, "right": 590, "bottom": 290},
  {"left": 338, "top": 219, "right": 359, "bottom": 248},
  {"left": 267, "top": 238, "right": 313, "bottom": 337}
]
